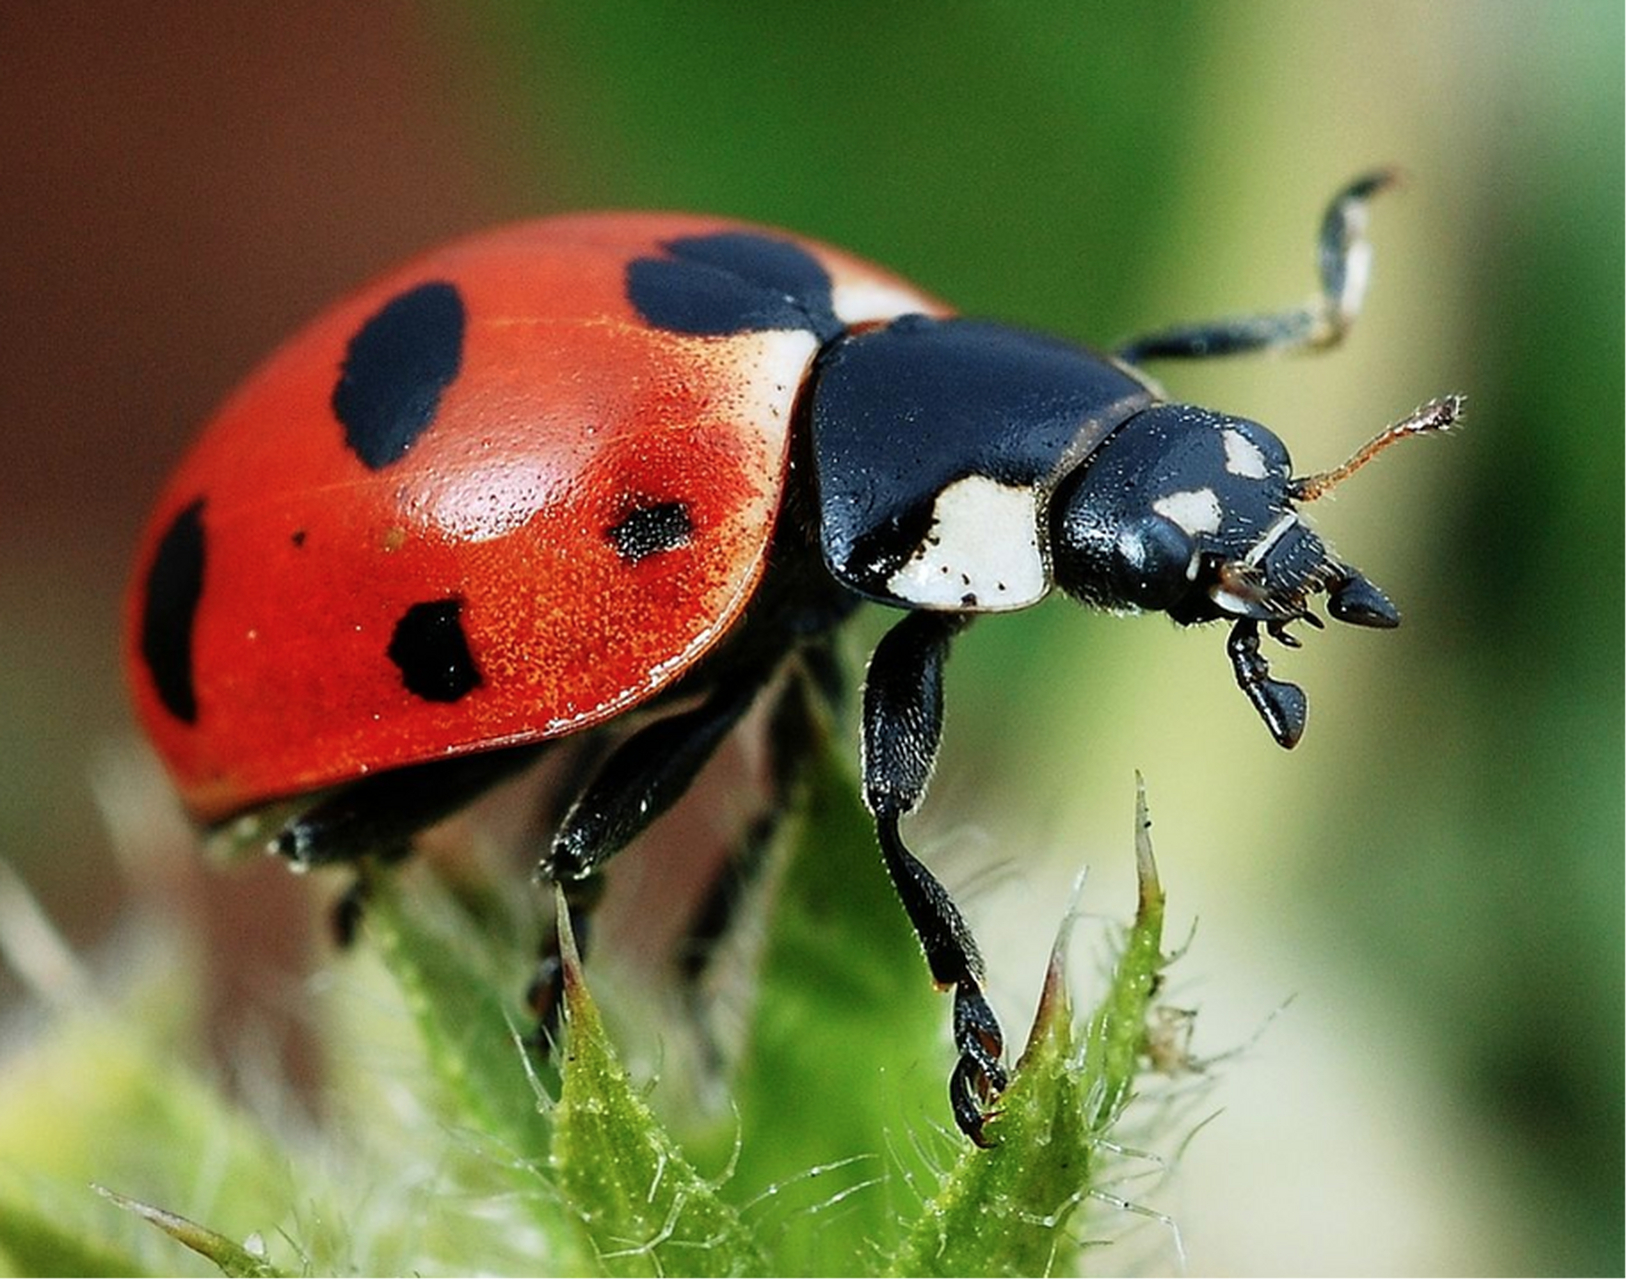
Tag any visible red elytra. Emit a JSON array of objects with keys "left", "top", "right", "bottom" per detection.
[{"left": 126, "top": 214, "right": 944, "bottom": 824}]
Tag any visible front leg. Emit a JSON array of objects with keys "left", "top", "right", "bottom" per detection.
[
  {"left": 862, "top": 610, "right": 1007, "bottom": 1145},
  {"left": 1115, "top": 170, "right": 1397, "bottom": 365}
]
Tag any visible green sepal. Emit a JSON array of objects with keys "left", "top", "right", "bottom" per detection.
[
  {"left": 93, "top": 1188, "right": 285, "bottom": 1279},
  {"left": 884, "top": 776, "right": 1171, "bottom": 1276},
  {"left": 549, "top": 892, "right": 768, "bottom": 1278}
]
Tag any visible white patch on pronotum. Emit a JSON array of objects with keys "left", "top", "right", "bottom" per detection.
[
  {"left": 1152, "top": 487, "right": 1223, "bottom": 537},
  {"left": 886, "top": 474, "right": 1046, "bottom": 611},
  {"left": 831, "top": 280, "right": 938, "bottom": 327},
  {"left": 1221, "top": 427, "right": 1270, "bottom": 478}
]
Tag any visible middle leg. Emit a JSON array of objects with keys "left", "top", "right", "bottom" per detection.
[{"left": 528, "top": 658, "right": 783, "bottom": 1033}]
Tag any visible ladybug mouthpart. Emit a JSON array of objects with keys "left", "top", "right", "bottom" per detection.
[
  {"left": 1326, "top": 570, "right": 1402, "bottom": 628},
  {"left": 1207, "top": 514, "right": 1338, "bottom": 623}
]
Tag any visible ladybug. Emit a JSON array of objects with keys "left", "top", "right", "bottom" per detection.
[{"left": 126, "top": 173, "right": 1457, "bottom": 1145}]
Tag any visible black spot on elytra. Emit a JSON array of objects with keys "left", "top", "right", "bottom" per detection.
[
  {"left": 290, "top": 529, "right": 307, "bottom": 548},
  {"left": 605, "top": 499, "right": 694, "bottom": 564},
  {"left": 626, "top": 232, "right": 840, "bottom": 341},
  {"left": 140, "top": 498, "right": 207, "bottom": 724},
  {"left": 388, "top": 598, "right": 482, "bottom": 702},
  {"left": 332, "top": 281, "right": 465, "bottom": 470}
]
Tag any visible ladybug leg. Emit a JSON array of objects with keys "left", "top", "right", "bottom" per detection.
[
  {"left": 543, "top": 666, "right": 778, "bottom": 882},
  {"left": 862, "top": 610, "right": 1007, "bottom": 1146},
  {"left": 1114, "top": 169, "right": 1398, "bottom": 365},
  {"left": 271, "top": 744, "right": 550, "bottom": 943},
  {"left": 676, "top": 660, "right": 829, "bottom": 989},
  {"left": 274, "top": 745, "right": 550, "bottom": 868},
  {"left": 529, "top": 662, "right": 781, "bottom": 1033},
  {"left": 329, "top": 842, "right": 413, "bottom": 948},
  {"left": 1226, "top": 618, "right": 1309, "bottom": 749}
]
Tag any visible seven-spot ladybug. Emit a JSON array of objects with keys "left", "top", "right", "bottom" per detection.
[{"left": 126, "top": 172, "right": 1458, "bottom": 1145}]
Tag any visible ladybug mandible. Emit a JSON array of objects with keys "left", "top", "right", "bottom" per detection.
[{"left": 126, "top": 173, "right": 1458, "bottom": 1145}]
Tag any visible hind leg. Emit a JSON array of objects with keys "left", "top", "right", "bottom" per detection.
[
  {"left": 259, "top": 743, "right": 552, "bottom": 944},
  {"left": 673, "top": 657, "right": 832, "bottom": 1011}
]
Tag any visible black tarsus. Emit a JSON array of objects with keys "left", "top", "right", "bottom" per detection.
[{"left": 1226, "top": 619, "right": 1308, "bottom": 749}]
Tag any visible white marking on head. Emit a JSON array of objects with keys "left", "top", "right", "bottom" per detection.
[
  {"left": 1222, "top": 428, "right": 1270, "bottom": 479},
  {"left": 1209, "top": 585, "right": 1257, "bottom": 616},
  {"left": 1152, "top": 487, "right": 1223, "bottom": 536},
  {"left": 886, "top": 474, "right": 1047, "bottom": 611},
  {"left": 1210, "top": 513, "right": 1309, "bottom": 616},
  {"left": 1243, "top": 512, "right": 1301, "bottom": 568}
]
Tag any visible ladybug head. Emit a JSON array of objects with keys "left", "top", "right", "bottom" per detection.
[{"left": 1050, "top": 396, "right": 1460, "bottom": 745}]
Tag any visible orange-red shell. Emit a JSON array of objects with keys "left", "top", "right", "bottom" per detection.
[{"left": 125, "top": 214, "right": 942, "bottom": 823}]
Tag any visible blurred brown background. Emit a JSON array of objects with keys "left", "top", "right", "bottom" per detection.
[{"left": 2, "top": 2, "right": 1620, "bottom": 1274}]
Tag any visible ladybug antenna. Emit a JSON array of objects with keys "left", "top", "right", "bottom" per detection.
[{"left": 1290, "top": 395, "right": 1463, "bottom": 503}]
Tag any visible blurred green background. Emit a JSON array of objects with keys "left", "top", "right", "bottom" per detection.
[{"left": 1, "top": 1, "right": 1619, "bottom": 1274}]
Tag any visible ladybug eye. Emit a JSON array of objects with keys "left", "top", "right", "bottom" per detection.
[
  {"left": 1051, "top": 476, "right": 1198, "bottom": 615},
  {"left": 1113, "top": 514, "right": 1196, "bottom": 610}
]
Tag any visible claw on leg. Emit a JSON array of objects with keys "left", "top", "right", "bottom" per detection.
[
  {"left": 1227, "top": 619, "right": 1308, "bottom": 749},
  {"left": 951, "top": 980, "right": 1008, "bottom": 1147}
]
